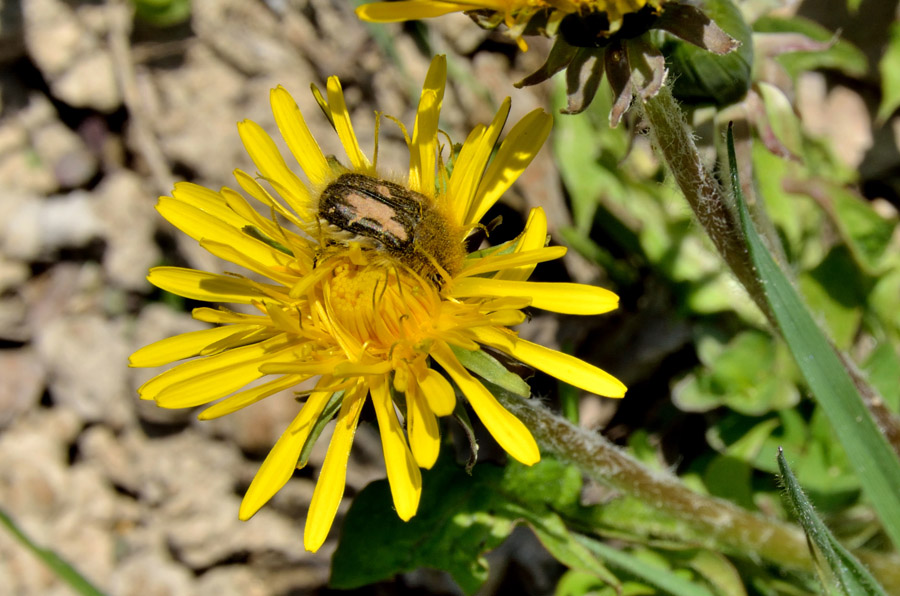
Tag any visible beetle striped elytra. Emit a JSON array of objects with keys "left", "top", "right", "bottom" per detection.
[{"left": 317, "top": 173, "right": 465, "bottom": 282}]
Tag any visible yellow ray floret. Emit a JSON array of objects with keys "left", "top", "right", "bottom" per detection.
[{"left": 130, "top": 54, "right": 625, "bottom": 553}]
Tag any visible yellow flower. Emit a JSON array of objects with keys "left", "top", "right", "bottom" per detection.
[
  {"left": 356, "top": 0, "right": 660, "bottom": 50},
  {"left": 129, "top": 55, "right": 625, "bottom": 553}
]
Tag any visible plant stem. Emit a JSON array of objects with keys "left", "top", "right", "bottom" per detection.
[
  {"left": 495, "top": 390, "right": 900, "bottom": 590},
  {"left": 640, "top": 85, "right": 900, "bottom": 455}
]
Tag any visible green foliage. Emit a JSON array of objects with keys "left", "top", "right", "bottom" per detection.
[
  {"left": 778, "top": 450, "right": 888, "bottom": 596},
  {"left": 0, "top": 507, "right": 107, "bottom": 596},
  {"left": 752, "top": 16, "right": 868, "bottom": 78},
  {"left": 673, "top": 329, "right": 799, "bottom": 415},
  {"left": 130, "top": 0, "right": 191, "bottom": 27},
  {"left": 731, "top": 127, "right": 900, "bottom": 550},
  {"left": 664, "top": 0, "right": 754, "bottom": 107},
  {"left": 331, "top": 456, "right": 611, "bottom": 594},
  {"left": 876, "top": 23, "right": 900, "bottom": 123}
]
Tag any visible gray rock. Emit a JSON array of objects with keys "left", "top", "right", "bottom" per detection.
[
  {"left": 94, "top": 170, "right": 159, "bottom": 291},
  {"left": 34, "top": 313, "right": 133, "bottom": 427},
  {"left": 0, "top": 348, "right": 44, "bottom": 428},
  {"left": 2, "top": 191, "right": 104, "bottom": 261},
  {"left": 22, "top": 0, "right": 120, "bottom": 111}
]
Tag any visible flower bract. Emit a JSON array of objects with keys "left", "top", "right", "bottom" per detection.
[{"left": 129, "top": 55, "right": 626, "bottom": 553}]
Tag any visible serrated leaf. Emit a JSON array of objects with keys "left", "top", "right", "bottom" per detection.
[
  {"left": 777, "top": 450, "right": 888, "bottom": 596},
  {"left": 730, "top": 127, "right": 900, "bottom": 549}
]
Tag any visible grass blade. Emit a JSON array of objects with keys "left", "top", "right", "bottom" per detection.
[
  {"left": 778, "top": 449, "right": 888, "bottom": 596},
  {"left": 0, "top": 507, "right": 106, "bottom": 596},
  {"left": 729, "top": 126, "right": 900, "bottom": 549}
]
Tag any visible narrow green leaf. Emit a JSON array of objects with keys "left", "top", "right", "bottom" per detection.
[
  {"left": 449, "top": 345, "right": 531, "bottom": 398},
  {"left": 298, "top": 390, "right": 343, "bottom": 468},
  {"left": 0, "top": 507, "right": 107, "bottom": 596},
  {"left": 577, "top": 536, "right": 717, "bottom": 596},
  {"left": 876, "top": 23, "right": 900, "bottom": 123},
  {"left": 729, "top": 126, "right": 900, "bottom": 549},
  {"left": 777, "top": 449, "right": 888, "bottom": 596}
]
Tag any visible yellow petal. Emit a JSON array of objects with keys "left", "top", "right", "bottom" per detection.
[
  {"left": 458, "top": 246, "right": 567, "bottom": 278},
  {"left": 304, "top": 382, "right": 367, "bottom": 552},
  {"left": 469, "top": 109, "right": 552, "bottom": 224},
  {"left": 237, "top": 119, "right": 311, "bottom": 215},
  {"left": 356, "top": 1, "right": 476, "bottom": 22},
  {"left": 199, "top": 374, "right": 305, "bottom": 420},
  {"left": 152, "top": 340, "right": 295, "bottom": 409},
  {"left": 259, "top": 356, "right": 346, "bottom": 376},
  {"left": 407, "top": 383, "right": 440, "bottom": 469},
  {"left": 494, "top": 207, "right": 548, "bottom": 282},
  {"left": 416, "top": 367, "right": 456, "bottom": 416},
  {"left": 432, "top": 342, "right": 540, "bottom": 466},
  {"left": 169, "top": 183, "right": 243, "bottom": 227},
  {"left": 240, "top": 386, "right": 335, "bottom": 521},
  {"left": 270, "top": 85, "right": 331, "bottom": 186},
  {"left": 334, "top": 359, "right": 394, "bottom": 377},
  {"left": 326, "top": 76, "right": 372, "bottom": 172},
  {"left": 232, "top": 169, "right": 308, "bottom": 230},
  {"left": 147, "top": 267, "right": 271, "bottom": 304},
  {"left": 192, "top": 307, "right": 271, "bottom": 326},
  {"left": 450, "top": 98, "right": 510, "bottom": 224},
  {"left": 371, "top": 376, "right": 421, "bottom": 520},
  {"left": 453, "top": 278, "right": 619, "bottom": 315},
  {"left": 139, "top": 335, "right": 287, "bottom": 402},
  {"left": 129, "top": 324, "right": 257, "bottom": 368},
  {"left": 408, "top": 56, "right": 446, "bottom": 195},
  {"left": 198, "top": 239, "right": 295, "bottom": 286},
  {"left": 475, "top": 327, "right": 627, "bottom": 398},
  {"left": 159, "top": 194, "right": 289, "bottom": 269}
]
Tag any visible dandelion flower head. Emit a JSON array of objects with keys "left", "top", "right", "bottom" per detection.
[
  {"left": 129, "top": 55, "right": 626, "bottom": 553},
  {"left": 356, "top": 0, "right": 663, "bottom": 50}
]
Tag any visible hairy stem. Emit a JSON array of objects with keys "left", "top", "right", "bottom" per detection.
[
  {"left": 641, "top": 85, "right": 900, "bottom": 455},
  {"left": 496, "top": 390, "right": 900, "bottom": 589}
]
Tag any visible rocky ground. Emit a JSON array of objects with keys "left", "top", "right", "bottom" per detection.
[
  {"left": 2, "top": 0, "right": 897, "bottom": 594},
  {"left": 0, "top": 1, "right": 573, "bottom": 594}
]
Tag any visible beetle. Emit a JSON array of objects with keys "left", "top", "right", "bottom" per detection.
[{"left": 317, "top": 172, "right": 465, "bottom": 282}]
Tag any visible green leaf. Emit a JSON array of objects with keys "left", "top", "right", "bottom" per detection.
[
  {"left": 673, "top": 330, "right": 799, "bottom": 415},
  {"left": 862, "top": 342, "right": 900, "bottom": 413},
  {"left": 298, "top": 390, "right": 343, "bottom": 468},
  {"left": 332, "top": 456, "right": 603, "bottom": 594},
  {"left": 756, "top": 82, "right": 803, "bottom": 159},
  {"left": 827, "top": 187, "right": 896, "bottom": 274},
  {"left": 576, "top": 537, "right": 718, "bottom": 596},
  {"left": 0, "top": 507, "right": 107, "bottom": 596},
  {"left": 777, "top": 449, "right": 889, "bottom": 596},
  {"left": 729, "top": 127, "right": 900, "bottom": 549},
  {"left": 876, "top": 22, "right": 900, "bottom": 123},
  {"left": 130, "top": 0, "right": 191, "bottom": 27},
  {"left": 753, "top": 16, "right": 868, "bottom": 78},
  {"left": 797, "top": 247, "right": 865, "bottom": 349},
  {"left": 449, "top": 345, "right": 531, "bottom": 398}
]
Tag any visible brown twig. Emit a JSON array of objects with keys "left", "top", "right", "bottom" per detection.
[{"left": 107, "top": 0, "right": 174, "bottom": 195}]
